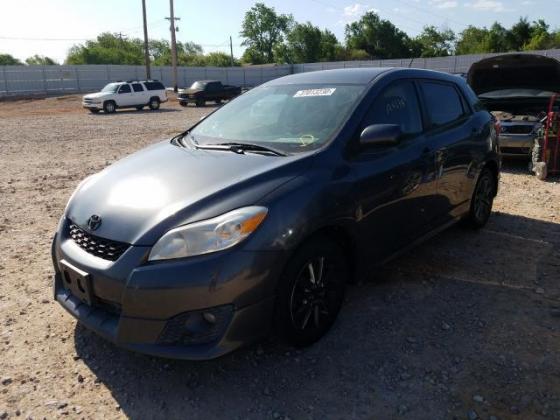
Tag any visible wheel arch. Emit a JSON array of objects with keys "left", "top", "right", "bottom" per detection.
[{"left": 289, "top": 223, "right": 358, "bottom": 284}]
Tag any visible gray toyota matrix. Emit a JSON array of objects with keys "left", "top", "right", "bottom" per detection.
[{"left": 52, "top": 68, "right": 500, "bottom": 359}]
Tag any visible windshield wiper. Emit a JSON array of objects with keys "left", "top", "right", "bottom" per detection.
[{"left": 195, "top": 142, "right": 287, "bottom": 156}]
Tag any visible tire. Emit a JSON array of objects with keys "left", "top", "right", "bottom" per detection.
[
  {"left": 274, "top": 237, "right": 348, "bottom": 347},
  {"left": 103, "top": 101, "right": 116, "bottom": 114},
  {"left": 535, "top": 162, "right": 548, "bottom": 181},
  {"left": 179, "top": 101, "right": 188, "bottom": 107},
  {"left": 135, "top": 105, "right": 144, "bottom": 111},
  {"left": 195, "top": 99, "right": 205, "bottom": 107},
  {"left": 215, "top": 99, "right": 222, "bottom": 105},
  {"left": 89, "top": 109, "right": 100, "bottom": 114},
  {"left": 464, "top": 168, "right": 496, "bottom": 229},
  {"left": 148, "top": 97, "right": 160, "bottom": 110}
]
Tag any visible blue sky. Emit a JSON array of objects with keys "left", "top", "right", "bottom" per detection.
[{"left": 0, "top": 0, "right": 558, "bottom": 63}]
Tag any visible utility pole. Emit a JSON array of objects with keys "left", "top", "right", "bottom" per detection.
[
  {"left": 229, "top": 36, "right": 234, "bottom": 67},
  {"left": 141, "top": 0, "right": 151, "bottom": 79},
  {"left": 165, "top": 0, "right": 180, "bottom": 92}
]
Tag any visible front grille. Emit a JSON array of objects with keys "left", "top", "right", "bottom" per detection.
[
  {"left": 501, "top": 125, "right": 534, "bottom": 135},
  {"left": 68, "top": 223, "right": 129, "bottom": 261},
  {"left": 500, "top": 146, "right": 531, "bottom": 155}
]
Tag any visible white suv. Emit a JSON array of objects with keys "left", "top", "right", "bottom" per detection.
[{"left": 82, "top": 80, "right": 168, "bottom": 114}]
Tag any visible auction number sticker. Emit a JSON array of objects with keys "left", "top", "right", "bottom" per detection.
[{"left": 293, "top": 88, "right": 336, "bottom": 98}]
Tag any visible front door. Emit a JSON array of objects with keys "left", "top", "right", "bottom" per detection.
[{"left": 117, "top": 84, "right": 134, "bottom": 106}]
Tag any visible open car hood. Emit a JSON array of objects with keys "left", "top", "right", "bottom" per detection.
[{"left": 468, "top": 54, "right": 560, "bottom": 111}]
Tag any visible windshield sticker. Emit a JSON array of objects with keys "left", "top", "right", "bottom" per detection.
[{"left": 293, "top": 88, "right": 336, "bottom": 98}]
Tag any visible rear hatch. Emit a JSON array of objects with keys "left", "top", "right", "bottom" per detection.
[{"left": 468, "top": 53, "right": 560, "bottom": 113}]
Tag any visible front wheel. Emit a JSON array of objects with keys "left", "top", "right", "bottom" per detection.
[
  {"left": 195, "top": 99, "right": 205, "bottom": 107},
  {"left": 464, "top": 168, "right": 496, "bottom": 229},
  {"left": 148, "top": 98, "right": 160, "bottom": 110},
  {"left": 274, "top": 237, "right": 348, "bottom": 347},
  {"left": 103, "top": 101, "right": 116, "bottom": 114}
]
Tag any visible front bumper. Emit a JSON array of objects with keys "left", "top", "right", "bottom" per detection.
[
  {"left": 52, "top": 226, "right": 284, "bottom": 360},
  {"left": 82, "top": 101, "right": 102, "bottom": 109},
  {"left": 499, "top": 134, "right": 535, "bottom": 156}
]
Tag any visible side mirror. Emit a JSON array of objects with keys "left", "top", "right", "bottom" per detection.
[{"left": 359, "top": 124, "right": 401, "bottom": 147}]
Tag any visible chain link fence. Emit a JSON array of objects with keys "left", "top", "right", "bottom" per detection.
[{"left": 2, "top": 49, "right": 560, "bottom": 98}]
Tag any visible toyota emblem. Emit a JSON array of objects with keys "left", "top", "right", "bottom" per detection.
[{"left": 87, "top": 214, "right": 102, "bottom": 231}]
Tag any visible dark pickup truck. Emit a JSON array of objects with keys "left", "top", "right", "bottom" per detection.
[{"left": 178, "top": 80, "right": 242, "bottom": 107}]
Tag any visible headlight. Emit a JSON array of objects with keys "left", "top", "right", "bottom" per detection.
[{"left": 148, "top": 206, "right": 268, "bottom": 261}]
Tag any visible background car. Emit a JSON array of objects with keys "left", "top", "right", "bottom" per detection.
[
  {"left": 82, "top": 80, "right": 167, "bottom": 114},
  {"left": 468, "top": 53, "right": 560, "bottom": 158},
  {"left": 177, "top": 80, "right": 241, "bottom": 107}
]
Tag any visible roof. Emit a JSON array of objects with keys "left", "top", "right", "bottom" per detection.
[{"left": 265, "top": 67, "right": 461, "bottom": 86}]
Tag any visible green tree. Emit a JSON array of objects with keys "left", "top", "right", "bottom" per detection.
[
  {"left": 485, "top": 22, "right": 509, "bottom": 52},
  {"left": 205, "top": 52, "right": 239, "bottom": 67},
  {"left": 25, "top": 55, "right": 57, "bottom": 65},
  {"left": 345, "top": 11, "right": 414, "bottom": 59},
  {"left": 284, "top": 22, "right": 324, "bottom": 63},
  {"left": 66, "top": 32, "right": 144, "bottom": 64},
  {"left": 507, "top": 17, "right": 532, "bottom": 50},
  {"left": 240, "top": 2, "right": 293, "bottom": 64},
  {"left": 415, "top": 26, "right": 455, "bottom": 57},
  {"left": 455, "top": 26, "right": 490, "bottom": 55},
  {"left": 319, "top": 29, "right": 340, "bottom": 62},
  {"left": 0, "top": 53, "right": 22, "bottom": 65}
]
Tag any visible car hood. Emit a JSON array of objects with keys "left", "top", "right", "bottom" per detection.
[
  {"left": 83, "top": 92, "right": 112, "bottom": 100},
  {"left": 468, "top": 54, "right": 560, "bottom": 111},
  {"left": 65, "top": 140, "right": 311, "bottom": 245}
]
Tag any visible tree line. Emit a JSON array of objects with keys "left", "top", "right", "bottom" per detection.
[{"left": 1, "top": 3, "right": 560, "bottom": 66}]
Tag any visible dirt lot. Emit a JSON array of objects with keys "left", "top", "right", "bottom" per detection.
[{"left": 1, "top": 95, "right": 559, "bottom": 420}]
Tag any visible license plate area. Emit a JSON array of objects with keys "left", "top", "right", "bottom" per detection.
[{"left": 60, "top": 260, "right": 93, "bottom": 306}]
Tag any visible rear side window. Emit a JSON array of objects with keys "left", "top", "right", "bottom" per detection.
[
  {"left": 144, "top": 81, "right": 165, "bottom": 91},
  {"left": 132, "top": 83, "right": 144, "bottom": 92},
  {"left": 118, "top": 84, "right": 131, "bottom": 93},
  {"left": 363, "top": 80, "right": 423, "bottom": 136},
  {"left": 420, "top": 82, "right": 465, "bottom": 127}
]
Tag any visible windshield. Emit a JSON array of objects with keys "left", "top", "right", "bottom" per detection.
[
  {"left": 191, "top": 81, "right": 207, "bottom": 89},
  {"left": 191, "top": 84, "right": 365, "bottom": 154},
  {"left": 101, "top": 83, "right": 119, "bottom": 93}
]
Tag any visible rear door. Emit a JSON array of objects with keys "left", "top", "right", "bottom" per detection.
[
  {"left": 418, "top": 80, "right": 476, "bottom": 221},
  {"left": 349, "top": 79, "right": 439, "bottom": 261}
]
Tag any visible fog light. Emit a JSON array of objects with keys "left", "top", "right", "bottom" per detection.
[{"left": 158, "top": 305, "right": 233, "bottom": 345}]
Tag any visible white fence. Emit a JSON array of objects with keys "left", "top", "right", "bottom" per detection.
[{"left": 2, "top": 48, "right": 560, "bottom": 98}]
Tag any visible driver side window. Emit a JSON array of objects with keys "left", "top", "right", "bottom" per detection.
[
  {"left": 363, "top": 81, "right": 423, "bottom": 136},
  {"left": 118, "top": 84, "right": 131, "bottom": 94}
]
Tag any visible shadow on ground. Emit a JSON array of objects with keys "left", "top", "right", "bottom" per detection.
[{"left": 74, "top": 213, "right": 560, "bottom": 420}]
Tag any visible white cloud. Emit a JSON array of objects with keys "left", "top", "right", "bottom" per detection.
[
  {"left": 465, "top": 0, "right": 505, "bottom": 12},
  {"left": 433, "top": 0, "right": 458, "bottom": 8},
  {"left": 343, "top": 3, "right": 370, "bottom": 17},
  {"left": 338, "top": 3, "right": 378, "bottom": 25}
]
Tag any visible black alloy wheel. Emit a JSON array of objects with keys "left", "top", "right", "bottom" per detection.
[
  {"left": 276, "top": 237, "right": 347, "bottom": 346},
  {"left": 465, "top": 168, "right": 496, "bottom": 228}
]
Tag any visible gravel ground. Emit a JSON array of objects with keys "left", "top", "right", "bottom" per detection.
[{"left": 1, "top": 95, "right": 560, "bottom": 420}]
